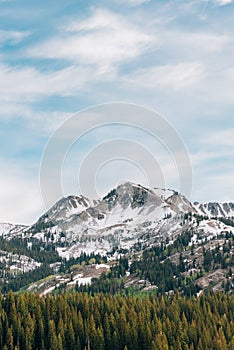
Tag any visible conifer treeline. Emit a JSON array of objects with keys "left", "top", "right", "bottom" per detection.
[{"left": 0, "top": 291, "right": 233, "bottom": 350}]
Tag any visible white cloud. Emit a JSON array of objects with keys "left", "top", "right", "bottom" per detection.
[
  {"left": 0, "top": 30, "right": 29, "bottom": 46},
  {"left": 124, "top": 62, "right": 204, "bottom": 90},
  {"left": 0, "top": 63, "right": 107, "bottom": 103},
  {"left": 127, "top": 0, "right": 150, "bottom": 4},
  {"left": 0, "top": 103, "right": 72, "bottom": 132},
  {"left": 215, "top": 0, "right": 233, "bottom": 6},
  {"left": 192, "top": 171, "right": 234, "bottom": 203},
  {"left": 29, "top": 9, "right": 153, "bottom": 72},
  {"left": 199, "top": 129, "right": 234, "bottom": 147},
  {"left": 167, "top": 31, "right": 231, "bottom": 54},
  {"left": 190, "top": 144, "right": 234, "bottom": 203},
  {"left": 0, "top": 162, "right": 43, "bottom": 224},
  {"left": 115, "top": 0, "right": 150, "bottom": 6},
  {"left": 0, "top": 10, "right": 154, "bottom": 106}
]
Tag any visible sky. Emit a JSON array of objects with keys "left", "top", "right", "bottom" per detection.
[{"left": 0, "top": 0, "right": 233, "bottom": 224}]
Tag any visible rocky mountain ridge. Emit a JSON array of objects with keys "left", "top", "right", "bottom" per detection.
[
  {"left": 0, "top": 182, "right": 233, "bottom": 259},
  {"left": 0, "top": 182, "right": 233, "bottom": 295}
]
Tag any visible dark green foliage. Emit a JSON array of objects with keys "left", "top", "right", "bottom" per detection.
[
  {"left": 172, "top": 231, "right": 193, "bottom": 251},
  {"left": 0, "top": 291, "right": 233, "bottom": 350},
  {"left": 203, "top": 248, "right": 213, "bottom": 272},
  {"left": 202, "top": 241, "right": 234, "bottom": 272},
  {"left": 129, "top": 248, "right": 198, "bottom": 295},
  {"left": 0, "top": 237, "right": 60, "bottom": 264},
  {"left": 218, "top": 217, "right": 234, "bottom": 227},
  {"left": 0, "top": 237, "right": 61, "bottom": 293},
  {"left": 29, "top": 215, "right": 55, "bottom": 234},
  {"left": 59, "top": 252, "right": 107, "bottom": 273},
  {"left": 76, "top": 260, "right": 127, "bottom": 294},
  {"left": 80, "top": 231, "right": 233, "bottom": 297},
  {"left": 0, "top": 264, "right": 53, "bottom": 293}
]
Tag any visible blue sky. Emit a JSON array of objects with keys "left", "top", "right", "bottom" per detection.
[{"left": 0, "top": 0, "right": 233, "bottom": 224}]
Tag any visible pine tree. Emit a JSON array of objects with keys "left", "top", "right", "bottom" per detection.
[
  {"left": 65, "top": 320, "right": 75, "bottom": 350},
  {"left": 155, "top": 332, "right": 169, "bottom": 350},
  {"left": 48, "top": 319, "right": 58, "bottom": 350},
  {"left": 6, "top": 327, "right": 14, "bottom": 350}
]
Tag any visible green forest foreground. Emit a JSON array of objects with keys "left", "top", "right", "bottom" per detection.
[{"left": 0, "top": 291, "right": 233, "bottom": 350}]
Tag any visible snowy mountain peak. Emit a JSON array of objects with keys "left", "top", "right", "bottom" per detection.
[
  {"left": 1, "top": 183, "right": 233, "bottom": 259},
  {"left": 103, "top": 182, "right": 162, "bottom": 210},
  {"left": 40, "top": 194, "right": 91, "bottom": 224}
]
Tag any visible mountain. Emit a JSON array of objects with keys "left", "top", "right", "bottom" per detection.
[
  {"left": 34, "top": 182, "right": 234, "bottom": 257},
  {"left": 0, "top": 222, "right": 28, "bottom": 237},
  {"left": 24, "top": 182, "right": 194, "bottom": 258},
  {"left": 1, "top": 182, "right": 232, "bottom": 259},
  {"left": 194, "top": 201, "right": 234, "bottom": 218},
  {"left": 38, "top": 195, "right": 92, "bottom": 223},
  {"left": 0, "top": 182, "right": 233, "bottom": 295}
]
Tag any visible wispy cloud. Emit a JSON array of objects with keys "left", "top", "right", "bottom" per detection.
[
  {"left": 0, "top": 63, "right": 108, "bottom": 103},
  {"left": 115, "top": 0, "right": 150, "bottom": 6},
  {"left": 0, "top": 161, "right": 43, "bottom": 224},
  {"left": 124, "top": 62, "right": 204, "bottom": 90},
  {"left": 29, "top": 9, "right": 153, "bottom": 72},
  {"left": 0, "top": 29, "right": 29, "bottom": 46},
  {"left": 200, "top": 128, "right": 234, "bottom": 147},
  {"left": 215, "top": 0, "right": 233, "bottom": 6},
  {"left": 0, "top": 103, "right": 72, "bottom": 132},
  {"left": 162, "top": 31, "right": 232, "bottom": 54}
]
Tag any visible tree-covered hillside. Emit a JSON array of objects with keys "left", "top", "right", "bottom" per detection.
[{"left": 0, "top": 291, "right": 233, "bottom": 350}]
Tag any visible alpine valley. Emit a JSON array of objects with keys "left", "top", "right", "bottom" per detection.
[{"left": 0, "top": 182, "right": 233, "bottom": 295}]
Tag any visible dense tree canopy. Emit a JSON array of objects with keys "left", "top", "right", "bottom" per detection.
[{"left": 0, "top": 291, "right": 233, "bottom": 350}]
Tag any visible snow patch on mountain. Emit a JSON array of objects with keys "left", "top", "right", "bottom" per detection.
[
  {"left": 153, "top": 187, "right": 176, "bottom": 199},
  {"left": 194, "top": 202, "right": 234, "bottom": 218},
  {"left": 0, "top": 223, "right": 28, "bottom": 237}
]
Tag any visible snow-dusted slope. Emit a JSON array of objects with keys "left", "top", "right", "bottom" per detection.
[
  {"left": 0, "top": 222, "right": 28, "bottom": 237},
  {"left": 194, "top": 202, "right": 234, "bottom": 218},
  {"left": 40, "top": 182, "right": 186, "bottom": 234},
  {"left": 152, "top": 187, "right": 176, "bottom": 200},
  {"left": 38, "top": 195, "right": 92, "bottom": 223},
  {"left": 21, "top": 182, "right": 231, "bottom": 258},
  {"left": 1, "top": 182, "right": 233, "bottom": 259}
]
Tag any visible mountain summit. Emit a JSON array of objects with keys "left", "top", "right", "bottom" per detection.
[{"left": 1, "top": 182, "right": 231, "bottom": 259}]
